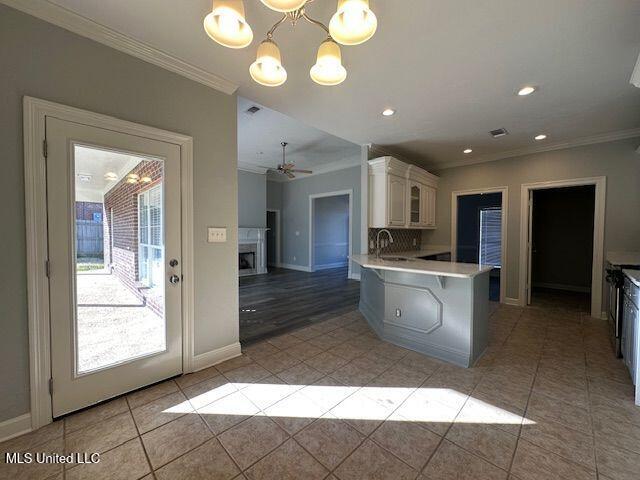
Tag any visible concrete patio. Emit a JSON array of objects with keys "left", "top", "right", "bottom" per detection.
[{"left": 76, "top": 272, "right": 165, "bottom": 373}]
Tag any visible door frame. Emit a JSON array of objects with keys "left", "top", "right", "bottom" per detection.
[
  {"left": 266, "top": 208, "right": 281, "bottom": 267},
  {"left": 24, "top": 97, "right": 195, "bottom": 429},
  {"left": 518, "top": 176, "right": 606, "bottom": 318},
  {"left": 308, "top": 190, "right": 353, "bottom": 278},
  {"left": 451, "top": 187, "right": 508, "bottom": 304}
]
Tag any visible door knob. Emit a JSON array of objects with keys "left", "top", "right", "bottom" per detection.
[{"left": 169, "top": 274, "right": 180, "bottom": 284}]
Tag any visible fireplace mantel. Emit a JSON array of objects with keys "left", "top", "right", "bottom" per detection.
[{"left": 238, "top": 227, "right": 268, "bottom": 276}]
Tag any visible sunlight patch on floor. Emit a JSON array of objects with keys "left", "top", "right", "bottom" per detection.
[{"left": 163, "top": 382, "right": 534, "bottom": 426}]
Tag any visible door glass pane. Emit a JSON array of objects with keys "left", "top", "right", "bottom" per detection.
[
  {"left": 410, "top": 185, "right": 420, "bottom": 223},
  {"left": 74, "top": 145, "right": 166, "bottom": 374}
]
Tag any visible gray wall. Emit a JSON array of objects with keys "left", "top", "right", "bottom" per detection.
[
  {"left": 238, "top": 170, "right": 266, "bottom": 227},
  {"left": 266, "top": 179, "right": 283, "bottom": 211},
  {"left": 313, "top": 195, "right": 350, "bottom": 267},
  {"left": 423, "top": 138, "right": 640, "bottom": 303},
  {"left": 268, "top": 166, "right": 361, "bottom": 270},
  {"left": 0, "top": 5, "right": 238, "bottom": 422}
]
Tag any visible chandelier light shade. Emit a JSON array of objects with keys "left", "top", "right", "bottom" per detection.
[
  {"left": 260, "top": 0, "right": 308, "bottom": 12},
  {"left": 203, "top": 0, "right": 378, "bottom": 86},
  {"left": 310, "top": 39, "right": 347, "bottom": 86},
  {"left": 250, "top": 39, "right": 288, "bottom": 86},
  {"left": 203, "top": 0, "right": 253, "bottom": 49},
  {"left": 329, "top": 0, "right": 377, "bottom": 46}
]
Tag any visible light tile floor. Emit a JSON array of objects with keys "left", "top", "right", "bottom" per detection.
[{"left": 2, "top": 293, "right": 640, "bottom": 480}]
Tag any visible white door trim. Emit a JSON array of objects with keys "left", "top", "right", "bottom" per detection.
[
  {"left": 308, "top": 190, "right": 354, "bottom": 279},
  {"left": 266, "top": 209, "right": 281, "bottom": 267},
  {"left": 518, "top": 176, "right": 606, "bottom": 318},
  {"left": 451, "top": 187, "right": 508, "bottom": 304},
  {"left": 23, "top": 96, "right": 194, "bottom": 430}
]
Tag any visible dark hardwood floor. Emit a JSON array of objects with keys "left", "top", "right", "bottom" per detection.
[{"left": 239, "top": 266, "right": 360, "bottom": 344}]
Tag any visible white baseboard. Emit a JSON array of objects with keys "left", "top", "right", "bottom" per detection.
[
  {"left": 192, "top": 342, "right": 242, "bottom": 372},
  {"left": 504, "top": 297, "right": 521, "bottom": 306},
  {"left": 279, "top": 263, "right": 312, "bottom": 272},
  {"left": 314, "top": 262, "right": 348, "bottom": 270},
  {"left": 0, "top": 413, "right": 32, "bottom": 443},
  {"left": 532, "top": 282, "right": 591, "bottom": 293}
]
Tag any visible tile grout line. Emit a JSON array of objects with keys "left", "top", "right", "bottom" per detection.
[
  {"left": 125, "top": 392, "right": 157, "bottom": 479},
  {"left": 505, "top": 308, "right": 541, "bottom": 477}
]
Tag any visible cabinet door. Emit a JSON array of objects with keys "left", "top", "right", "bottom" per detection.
[
  {"left": 387, "top": 174, "right": 407, "bottom": 226},
  {"left": 422, "top": 186, "right": 436, "bottom": 227},
  {"left": 408, "top": 181, "right": 422, "bottom": 226}
]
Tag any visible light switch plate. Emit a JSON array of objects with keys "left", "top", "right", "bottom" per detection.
[{"left": 207, "top": 227, "right": 227, "bottom": 243}]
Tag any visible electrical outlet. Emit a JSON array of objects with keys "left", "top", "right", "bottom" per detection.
[
  {"left": 295, "top": 231, "right": 300, "bottom": 236},
  {"left": 207, "top": 227, "right": 227, "bottom": 243}
]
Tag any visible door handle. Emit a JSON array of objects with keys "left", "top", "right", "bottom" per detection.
[{"left": 169, "top": 274, "right": 180, "bottom": 284}]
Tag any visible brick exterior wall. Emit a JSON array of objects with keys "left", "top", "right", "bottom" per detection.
[
  {"left": 103, "top": 159, "right": 164, "bottom": 314},
  {"left": 75, "top": 201, "right": 103, "bottom": 221}
]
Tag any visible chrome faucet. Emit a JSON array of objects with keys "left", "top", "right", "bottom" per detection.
[{"left": 376, "top": 229, "right": 394, "bottom": 258}]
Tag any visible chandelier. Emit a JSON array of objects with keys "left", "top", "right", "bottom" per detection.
[{"left": 203, "top": 0, "right": 378, "bottom": 87}]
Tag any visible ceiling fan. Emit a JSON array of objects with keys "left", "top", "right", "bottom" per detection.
[{"left": 262, "top": 142, "right": 313, "bottom": 179}]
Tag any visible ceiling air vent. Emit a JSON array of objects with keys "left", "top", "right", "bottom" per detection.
[
  {"left": 245, "top": 105, "right": 261, "bottom": 115},
  {"left": 489, "top": 128, "right": 509, "bottom": 138}
]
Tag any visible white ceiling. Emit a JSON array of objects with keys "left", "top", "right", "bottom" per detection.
[
  {"left": 38, "top": 0, "right": 640, "bottom": 168},
  {"left": 238, "top": 97, "right": 360, "bottom": 172},
  {"left": 75, "top": 145, "right": 144, "bottom": 201}
]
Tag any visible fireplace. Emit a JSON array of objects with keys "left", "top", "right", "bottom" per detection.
[
  {"left": 238, "top": 243, "right": 258, "bottom": 276},
  {"left": 238, "top": 227, "right": 268, "bottom": 277}
]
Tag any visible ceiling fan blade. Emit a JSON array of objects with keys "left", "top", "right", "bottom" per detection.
[{"left": 290, "top": 169, "right": 313, "bottom": 174}]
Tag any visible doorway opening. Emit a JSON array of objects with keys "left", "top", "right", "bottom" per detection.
[
  {"left": 266, "top": 209, "right": 280, "bottom": 267},
  {"left": 529, "top": 185, "right": 596, "bottom": 311},
  {"left": 453, "top": 190, "right": 506, "bottom": 302},
  {"left": 519, "top": 177, "right": 605, "bottom": 318},
  {"left": 309, "top": 192, "right": 351, "bottom": 275}
]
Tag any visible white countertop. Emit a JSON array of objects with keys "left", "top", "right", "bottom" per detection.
[
  {"left": 392, "top": 248, "right": 451, "bottom": 258},
  {"left": 607, "top": 252, "right": 640, "bottom": 267},
  {"left": 624, "top": 270, "right": 640, "bottom": 288},
  {"left": 350, "top": 254, "right": 493, "bottom": 278}
]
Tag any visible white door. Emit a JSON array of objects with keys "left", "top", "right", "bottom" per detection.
[
  {"left": 387, "top": 174, "right": 407, "bottom": 226},
  {"left": 46, "top": 117, "right": 183, "bottom": 417}
]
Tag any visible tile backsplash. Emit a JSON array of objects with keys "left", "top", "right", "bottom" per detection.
[{"left": 368, "top": 228, "right": 422, "bottom": 255}]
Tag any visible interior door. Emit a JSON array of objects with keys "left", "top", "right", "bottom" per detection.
[
  {"left": 526, "top": 190, "right": 534, "bottom": 305},
  {"left": 46, "top": 116, "right": 183, "bottom": 417}
]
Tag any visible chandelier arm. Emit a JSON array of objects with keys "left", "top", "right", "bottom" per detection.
[
  {"left": 301, "top": 12, "right": 330, "bottom": 37},
  {"left": 266, "top": 14, "right": 288, "bottom": 39}
]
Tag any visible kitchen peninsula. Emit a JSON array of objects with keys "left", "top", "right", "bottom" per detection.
[{"left": 351, "top": 254, "right": 492, "bottom": 368}]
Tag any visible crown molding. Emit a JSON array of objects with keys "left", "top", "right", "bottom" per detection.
[
  {"left": 432, "top": 127, "right": 640, "bottom": 170},
  {"left": 1, "top": 0, "right": 238, "bottom": 95}
]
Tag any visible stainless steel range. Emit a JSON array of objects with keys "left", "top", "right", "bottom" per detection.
[{"left": 605, "top": 252, "right": 640, "bottom": 357}]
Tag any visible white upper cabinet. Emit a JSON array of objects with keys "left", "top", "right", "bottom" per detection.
[{"left": 368, "top": 157, "right": 438, "bottom": 229}]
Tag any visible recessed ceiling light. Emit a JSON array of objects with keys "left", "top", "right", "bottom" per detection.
[
  {"left": 517, "top": 85, "right": 537, "bottom": 96},
  {"left": 534, "top": 134, "right": 547, "bottom": 141},
  {"left": 382, "top": 108, "right": 395, "bottom": 116},
  {"left": 463, "top": 148, "right": 473, "bottom": 154}
]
